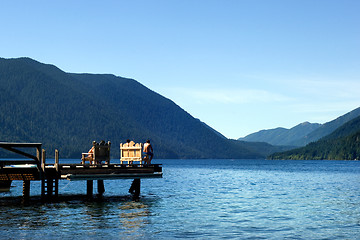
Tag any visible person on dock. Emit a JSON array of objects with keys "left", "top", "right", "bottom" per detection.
[
  {"left": 143, "top": 139, "right": 153, "bottom": 164},
  {"left": 85, "top": 146, "right": 94, "bottom": 162}
]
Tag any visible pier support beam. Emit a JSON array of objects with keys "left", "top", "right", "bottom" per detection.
[
  {"left": 41, "top": 179, "right": 45, "bottom": 199},
  {"left": 129, "top": 179, "right": 141, "bottom": 199},
  {"left": 97, "top": 180, "right": 105, "bottom": 196},
  {"left": 41, "top": 149, "right": 46, "bottom": 199},
  {"left": 22, "top": 180, "right": 30, "bottom": 201},
  {"left": 47, "top": 177, "right": 53, "bottom": 198},
  {"left": 54, "top": 178, "right": 59, "bottom": 198},
  {"left": 87, "top": 180, "right": 93, "bottom": 198},
  {"left": 54, "top": 150, "right": 59, "bottom": 198}
]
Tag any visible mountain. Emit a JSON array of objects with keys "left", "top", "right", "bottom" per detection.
[
  {"left": 288, "top": 107, "right": 360, "bottom": 146},
  {"left": 239, "top": 122, "right": 321, "bottom": 146},
  {"left": 240, "top": 107, "right": 360, "bottom": 147},
  {"left": 268, "top": 115, "right": 360, "bottom": 160},
  {"left": 0, "top": 57, "right": 283, "bottom": 159}
]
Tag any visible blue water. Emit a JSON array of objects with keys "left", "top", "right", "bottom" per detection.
[{"left": 1, "top": 159, "right": 360, "bottom": 239}]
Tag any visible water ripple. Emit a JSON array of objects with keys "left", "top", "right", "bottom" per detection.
[{"left": 1, "top": 159, "right": 360, "bottom": 239}]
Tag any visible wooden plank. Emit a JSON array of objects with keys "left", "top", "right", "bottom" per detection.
[
  {"left": 0, "top": 146, "right": 39, "bottom": 161},
  {"left": 55, "top": 149, "right": 59, "bottom": 172},
  {"left": 0, "top": 143, "right": 43, "bottom": 178},
  {"left": 120, "top": 142, "right": 143, "bottom": 164},
  {"left": 60, "top": 168, "right": 157, "bottom": 176},
  {"left": 0, "top": 142, "right": 42, "bottom": 148},
  {"left": 0, "top": 173, "right": 37, "bottom": 181},
  {"left": 41, "top": 149, "right": 46, "bottom": 172},
  {"left": 58, "top": 164, "right": 162, "bottom": 180},
  {"left": 65, "top": 172, "right": 162, "bottom": 180}
]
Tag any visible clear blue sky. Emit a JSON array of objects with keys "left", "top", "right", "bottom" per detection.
[{"left": 1, "top": 0, "right": 359, "bottom": 139}]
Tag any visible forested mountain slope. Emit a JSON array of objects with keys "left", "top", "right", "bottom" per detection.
[{"left": 0, "top": 57, "right": 283, "bottom": 159}]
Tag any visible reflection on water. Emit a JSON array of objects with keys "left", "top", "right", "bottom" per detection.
[
  {"left": 0, "top": 194, "right": 154, "bottom": 239},
  {"left": 118, "top": 201, "right": 151, "bottom": 237}
]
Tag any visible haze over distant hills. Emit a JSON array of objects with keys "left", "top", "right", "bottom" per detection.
[
  {"left": 0, "top": 57, "right": 287, "bottom": 159},
  {"left": 240, "top": 107, "right": 360, "bottom": 147}
]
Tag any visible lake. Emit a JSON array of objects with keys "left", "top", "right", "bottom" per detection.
[{"left": 1, "top": 159, "right": 360, "bottom": 239}]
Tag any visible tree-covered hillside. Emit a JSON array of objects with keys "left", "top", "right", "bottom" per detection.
[
  {"left": 268, "top": 115, "right": 360, "bottom": 160},
  {"left": 0, "top": 57, "right": 283, "bottom": 159}
]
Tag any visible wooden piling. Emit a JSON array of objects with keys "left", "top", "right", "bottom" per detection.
[
  {"left": 22, "top": 180, "right": 30, "bottom": 201},
  {"left": 54, "top": 178, "right": 58, "bottom": 198},
  {"left": 36, "top": 145, "right": 41, "bottom": 175},
  {"left": 55, "top": 149, "right": 59, "bottom": 172},
  {"left": 41, "top": 149, "right": 46, "bottom": 172},
  {"left": 47, "top": 177, "right": 53, "bottom": 198},
  {"left": 54, "top": 149, "right": 59, "bottom": 198},
  {"left": 41, "top": 149, "right": 46, "bottom": 199},
  {"left": 97, "top": 180, "right": 105, "bottom": 196},
  {"left": 129, "top": 179, "right": 141, "bottom": 199},
  {"left": 87, "top": 180, "right": 93, "bottom": 198}
]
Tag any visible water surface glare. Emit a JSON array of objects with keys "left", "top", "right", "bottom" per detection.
[{"left": 1, "top": 159, "right": 359, "bottom": 239}]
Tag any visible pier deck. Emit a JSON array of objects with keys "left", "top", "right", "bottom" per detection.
[
  {"left": 58, "top": 163, "right": 163, "bottom": 180},
  {"left": 0, "top": 163, "right": 162, "bottom": 181},
  {"left": 0, "top": 142, "right": 162, "bottom": 201}
]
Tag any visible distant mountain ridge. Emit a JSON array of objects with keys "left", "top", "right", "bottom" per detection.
[
  {"left": 289, "top": 107, "right": 360, "bottom": 146},
  {"left": 239, "top": 122, "right": 321, "bottom": 146},
  {"left": 240, "top": 107, "right": 360, "bottom": 147},
  {"left": 268, "top": 115, "right": 360, "bottom": 160},
  {"left": 0, "top": 57, "right": 284, "bottom": 159}
]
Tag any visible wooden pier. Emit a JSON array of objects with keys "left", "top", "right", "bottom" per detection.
[{"left": 0, "top": 142, "right": 162, "bottom": 201}]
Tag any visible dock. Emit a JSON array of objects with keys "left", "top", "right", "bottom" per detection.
[{"left": 0, "top": 142, "right": 162, "bottom": 201}]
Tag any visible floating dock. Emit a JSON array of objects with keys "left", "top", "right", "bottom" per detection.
[{"left": 0, "top": 142, "right": 162, "bottom": 201}]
